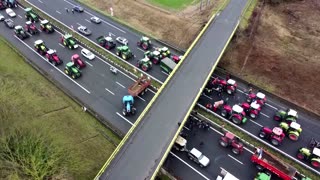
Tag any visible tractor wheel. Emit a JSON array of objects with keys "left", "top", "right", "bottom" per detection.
[
  {"left": 122, "top": 54, "right": 127, "bottom": 60},
  {"left": 221, "top": 109, "right": 228, "bottom": 117},
  {"left": 232, "top": 148, "right": 240, "bottom": 155},
  {"left": 231, "top": 117, "right": 241, "bottom": 125},
  {"left": 271, "top": 139, "right": 280, "bottom": 146},
  {"left": 65, "top": 69, "right": 69, "bottom": 75},
  {"left": 288, "top": 133, "right": 299, "bottom": 141},
  {"left": 53, "top": 61, "right": 57, "bottom": 66},
  {"left": 116, "top": 51, "right": 120, "bottom": 56},
  {"left": 259, "top": 131, "right": 266, "bottom": 139},
  {"left": 250, "top": 113, "right": 257, "bottom": 119},
  {"left": 132, "top": 108, "right": 136, "bottom": 115},
  {"left": 71, "top": 74, "right": 76, "bottom": 79},
  {"left": 219, "top": 140, "right": 228, "bottom": 147},
  {"left": 274, "top": 115, "right": 281, "bottom": 121},
  {"left": 227, "top": 89, "right": 233, "bottom": 95},
  {"left": 296, "top": 152, "right": 305, "bottom": 160},
  {"left": 122, "top": 109, "right": 127, "bottom": 116},
  {"left": 311, "top": 160, "right": 320, "bottom": 168},
  {"left": 68, "top": 45, "right": 72, "bottom": 49},
  {"left": 141, "top": 64, "right": 148, "bottom": 72}
]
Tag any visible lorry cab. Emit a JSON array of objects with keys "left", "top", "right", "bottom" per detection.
[{"left": 173, "top": 135, "right": 187, "bottom": 151}]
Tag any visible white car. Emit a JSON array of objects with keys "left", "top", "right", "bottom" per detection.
[
  {"left": 116, "top": 36, "right": 128, "bottom": 45},
  {"left": 188, "top": 148, "right": 210, "bottom": 167},
  {"left": 0, "top": 14, "right": 4, "bottom": 21},
  {"left": 6, "top": 8, "right": 16, "bottom": 18},
  {"left": 81, "top": 48, "right": 95, "bottom": 60}
]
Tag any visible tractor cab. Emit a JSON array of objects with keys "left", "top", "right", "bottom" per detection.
[
  {"left": 274, "top": 108, "right": 298, "bottom": 123},
  {"left": 34, "top": 39, "right": 48, "bottom": 55},
  {"left": 137, "top": 36, "right": 151, "bottom": 50},
  {"left": 256, "top": 92, "right": 266, "bottom": 105},
  {"left": 40, "top": 19, "right": 54, "bottom": 33},
  {"left": 24, "top": 7, "right": 38, "bottom": 22},
  {"left": 122, "top": 95, "right": 136, "bottom": 116},
  {"left": 289, "top": 121, "right": 301, "bottom": 131},
  {"left": 230, "top": 105, "right": 247, "bottom": 124},
  {"left": 232, "top": 105, "right": 244, "bottom": 115},
  {"left": 173, "top": 135, "right": 187, "bottom": 151},
  {"left": 242, "top": 101, "right": 261, "bottom": 119},
  {"left": 159, "top": 47, "right": 171, "bottom": 57},
  {"left": 226, "top": 79, "right": 237, "bottom": 95},
  {"left": 272, "top": 127, "right": 283, "bottom": 137},
  {"left": 219, "top": 132, "right": 243, "bottom": 155},
  {"left": 287, "top": 109, "right": 298, "bottom": 118},
  {"left": 312, "top": 148, "right": 320, "bottom": 158}
]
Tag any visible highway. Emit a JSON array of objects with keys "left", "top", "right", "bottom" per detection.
[
  {"left": 26, "top": 0, "right": 183, "bottom": 83},
  {"left": 99, "top": 0, "right": 248, "bottom": 179}
]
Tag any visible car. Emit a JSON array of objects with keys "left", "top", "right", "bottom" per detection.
[
  {"left": 187, "top": 148, "right": 210, "bottom": 167},
  {"left": 116, "top": 36, "right": 128, "bottom": 45},
  {"left": 0, "top": 14, "right": 4, "bottom": 21},
  {"left": 81, "top": 48, "right": 95, "bottom": 60},
  {"left": 73, "top": 6, "right": 84, "bottom": 12},
  {"left": 6, "top": 8, "right": 16, "bottom": 18},
  {"left": 90, "top": 16, "right": 101, "bottom": 24},
  {"left": 4, "top": 19, "right": 14, "bottom": 29},
  {"left": 77, "top": 26, "right": 92, "bottom": 36}
]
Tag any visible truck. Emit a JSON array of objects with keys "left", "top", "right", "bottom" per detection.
[
  {"left": 160, "top": 57, "right": 176, "bottom": 74},
  {"left": 251, "top": 148, "right": 297, "bottom": 180},
  {"left": 216, "top": 168, "right": 239, "bottom": 180},
  {"left": 128, "top": 76, "right": 151, "bottom": 97}
]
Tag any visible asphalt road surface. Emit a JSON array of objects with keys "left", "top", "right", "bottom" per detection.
[
  {"left": 0, "top": 5, "right": 154, "bottom": 135},
  {"left": 99, "top": 0, "right": 248, "bottom": 179},
  {"left": 26, "top": 0, "right": 183, "bottom": 83}
]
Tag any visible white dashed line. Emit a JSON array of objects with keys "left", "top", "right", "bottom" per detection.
[
  {"left": 105, "top": 88, "right": 115, "bottom": 95},
  {"left": 137, "top": 96, "right": 146, "bottom": 102},
  {"left": 18, "top": 15, "right": 22, "bottom": 18},
  {"left": 250, "top": 119, "right": 263, "bottom": 127},
  {"left": 116, "top": 81, "right": 125, "bottom": 88},
  {"left": 228, "top": 154, "right": 244, "bottom": 165},
  {"left": 202, "top": 94, "right": 212, "bottom": 100},
  {"left": 85, "top": 19, "right": 91, "bottom": 23},
  {"left": 38, "top": 0, "right": 43, "bottom": 3},
  {"left": 85, "top": 61, "right": 93, "bottom": 67},
  {"left": 260, "top": 112, "right": 269, "bottom": 118},
  {"left": 116, "top": 112, "right": 134, "bottom": 126},
  {"left": 58, "top": 43, "right": 65, "bottom": 48},
  {"left": 137, "top": 48, "right": 145, "bottom": 52},
  {"left": 161, "top": 71, "right": 169, "bottom": 76},
  {"left": 56, "top": 10, "right": 61, "bottom": 14}
]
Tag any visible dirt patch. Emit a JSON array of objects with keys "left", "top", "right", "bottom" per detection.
[{"left": 220, "top": 0, "right": 320, "bottom": 115}]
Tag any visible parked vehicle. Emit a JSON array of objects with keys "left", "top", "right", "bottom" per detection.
[
  {"left": 24, "top": 7, "right": 38, "bottom": 22},
  {"left": 297, "top": 138, "right": 320, "bottom": 168},
  {"left": 4, "top": 18, "right": 14, "bottom": 28},
  {"left": 136, "top": 57, "right": 152, "bottom": 72},
  {"left": 71, "top": 54, "right": 86, "bottom": 69},
  {"left": 160, "top": 57, "right": 176, "bottom": 74},
  {"left": 137, "top": 36, "right": 151, "bottom": 50},
  {"left": 128, "top": 76, "right": 151, "bottom": 97},
  {"left": 173, "top": 135, "right": 187, "bottom": 151},
  {"left": 251, "top": 148, "right": 297, "bottom": 180},
  {"left": 45, "top": 49, "right": 63, "bottom": 66},
  {"left": 81, "top": 48, "right": 95, "bottom": 60},
  {"left": 40, "top": 19, "right": 54, "bottom": 33},
  {"left": 24, "top": 21, "right": 38, "bottom": 35},
  {"left": 274, "top": 109, "right": 298, "bottom": 124},
  {"left": 259, "top": 126, "right": 285, "bottom": 146},
  {"left": 110, "top": 66, "right": 118, "bottom": 74},
  {"left": 219, "top": 131, "right": 243, "bottom": 155},
  {"left": 96, "top": 36, "right": 116, "bottom": 50},
  {"left": 241, "top": 101, "right": 261, "bottom": 119},
  {"left": 188, "top": 148, "right": 210, "bottom": 167},
  {"left": 116, "top": 45, "right": 133, "bottom": 60},
  {"left": 90, "top": 16, "right": 101, "bottom": 24},
  {"left": 221, "top": 104, "right": 248, "bottom": 125},
  {"left": 116, "top": 36, "right": 128, "bottom": 45},
  {"left": 77, "top": 25, "right": 91, "bottom": 36},
  {"left": 14, "top": 25, "right": 29, "bottom": 40},
  {"left": 64, "top": 62, "right": 81, "bottom": 79},
  {"left": 34, "top": 39, "right": 48, "bottom": 55},
  {"left": 122, "top": 95, "right": 136, "bottom": 116},
  {"left": 279, "top": 121, "right": 302, "bottom": 141},
  {"left": 6, "top": 8, "right": 16, "bottom": 17},
  {"left": 144, "top": 50, "right": 162, "bottom": 64},
  {"left": 247, "top": 92, "right": 267, "bottom": 106},
  {"left": 60, "top": 34, "right": 78, "bottom": 49}
]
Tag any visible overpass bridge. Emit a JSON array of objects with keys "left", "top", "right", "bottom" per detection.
[{"left": 96, "top": 0, "right": 249, "bottom": 179}]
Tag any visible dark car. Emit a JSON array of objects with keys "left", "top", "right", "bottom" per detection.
[
  {"left": 90, "top": 16, "right": 101, "bottom": 24},
  {"left": 4, "top": 19, "right": 14, "bottom": 29},
  {"left": 77, "top": 26, "right": 91, "bottom": 36},
  {"left": 73, "top": 6, "right": 84, "bottom": 12}
]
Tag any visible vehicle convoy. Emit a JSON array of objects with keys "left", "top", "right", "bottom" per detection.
[
  {"left": 34, "top": 40, "right": 48, "bottom": 55},
  {"left": 254, "top": 172, "right": 271, "bottom": 180},
  {"left": 221, "top": 104, "right": 248, "bottom": 125},
  {"left": 274, "top": 109, "right": 298, "bottom": 123},
  {"left": 122, "top": 95, "right": 136, "bottom": 116},
  {"left": 160, "top": 57, "right": 176, "bottom": 74},
  {"left": 116, "top": 45, "right": 133, "bottom": 60},
  {"left": 188, "top": 148, "right": 210, "bottom": 168},
  {"left": 219, "top": 132, "right": 243, "bottom": 155},
  {"left": 251, "top": 148, "right": 297, "bottom": 180},
  {"left": 24, "top": 21, "right": 38, "bottom": 35},
  {"left": 144, "top": 50, "right": 162, "bottom": 64},
  {"left": 259, "top": 126, "right": 285, "bottom": 146},
  {"left": 279, "top": 121, "right": 302, "bottom": 141},
  {"left": 297, "top": 138, "right": 320, "bottom": 168},
  {"left": 64, "top": 62, "right": 81, "bottom": 79},
  {"left": 96, "top": 36, "right": 116, "bottom": 50},
  {"left": 216, "top": 169, "right": 239, "bottom": 180},
  {"left": 128, "top": 76, "right": 151, "bottom": 97},
  {"left": 40, "top": 19, "right": 54, "bottom": 33},
  {"left": 247, "top": 92, "right": 267, "bottom": 106},
  {"left": 137, "top": 36, "right": 151, "bottom": 50},
  {"left": 2, "top": 0, "right": 17, "bottom": 8},
  {"left": 14, "top": 25, "right": 28, "bottom": 40},
  {"left": 173, "top": 135, "right": 187, "bottom": 151},
  {"left": 45, "top": 49, "right": 62, "bottom": 66},
  {"left": 211, "top": 77, "right": 238, "bottom": 95},
  {"left": 60, "top": 34, "right": 78, "bottom": 49},
  {"left": 71, "top": 54, "right": 86, "bottom": 69},
  {"left": 136, "top": 57, "right": 152, "bottom": 72},
  {"left": 24, "top": 7, "right": 38, "bottom": 22},
  {"left": 241, "top": 101, "right": 261, "bottom": 119},
  {"left": 157, "top": 47, "right": 171, "bottom": 58}
]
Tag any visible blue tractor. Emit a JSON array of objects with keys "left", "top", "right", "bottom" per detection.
[{"left": 122, "top": 95, "right": 136, "bottom": 116}]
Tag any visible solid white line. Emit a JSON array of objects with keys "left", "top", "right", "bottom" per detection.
[
  {"left": 18, "top": 15, "right": 22, "bottom": 18},
  {"left": 202, "top": 94, "right": 212, "bottom": 100},
  {"left": 137, "top": 48, "right": 145, "bottom": 52},
  {"left": 260, "top": 112, "right": 269, "bottom": 118},
  {"left": 85, "top": 61, "right": 93, "bottom": 67},
  {"left": 210, "top": 127, "right": 223, "bottom": 136},
  {"left": 183, "top": 126, "right": 190, "bottom": 131},
  {"left": 137, "top": 96, "right": 146, "bottom": 102},
  {"left": 170, "top": 152, "right": 210, "bottom": 180},
  {"left": 250, "top": 119, "right": 263, "bottom": 127},
  {"left": 105, "top": 88, "right": 114, "bottom": 95},
  {"left": 56, "top": 11, "right": 61, "bottom": 14},
  {"left": 85, "top": 19, "right": 91, "bottom": 23},
  {"left": 161, "top": 71, "right": 169, "bottom": 76},
  {"left": 15, "top": 36, "right": 91, "bottom": 94},
  {"left": 116, "top": 81, "right": 125, "bottom": 88},
  {"left": 58, "top": 43, "right": 65, "bottom": 48},
  {"left": 147, "top": 88, "right": 156, "bottom": 94},
  {"left": 116, "top": 112, "right": 134, "bottom": 126},
  {"left": 228, "top": 154, "right": 244, "bottom": 165}
]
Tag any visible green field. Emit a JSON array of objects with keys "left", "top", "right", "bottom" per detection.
[
  {"left": 148, "top": 0, "right": 198, "bottom": 10},
  {"left": 0, "top": 37, "right": 120, "bottom": 179}
]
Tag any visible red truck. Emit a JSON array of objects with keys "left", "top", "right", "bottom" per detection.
[
  {"left": 251, "top": 148, "right": 297, "bottom": 180},
  {"left": 128, "top": 76, "right": 151, "bottom": 97}
]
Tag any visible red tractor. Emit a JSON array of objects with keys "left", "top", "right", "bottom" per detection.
[
  {"left": 24, "top": 21, "right": 38, "bottom": 35},
  {"left": 211, "top": 78, "right": 237, "bottom": 95},
  {"left": 171, "top": 55, "right": 183, "bottom": 64},
  {"left": 241, "top": 101, "right": 261, "bottom": 119},
  {"left": 219, "top": 132, "right": 244, "bottom": 155},
  {"left": 221, "top": 104, "right": 248, "bottom": 125},
  {"left": 45, "top": 49, "right": 62, "bottom": 66},
  {"left": 246, "top": 92, "right": 266, "bottom": 106},
  {"left": 259, "top": 127, "right": 285, "bottom": 146},
  {"left": 71, "top": 54, "right": 86, "bottom": 69},
  {"left": 206, "top": 99, "right": 225, "bottom": 112}
]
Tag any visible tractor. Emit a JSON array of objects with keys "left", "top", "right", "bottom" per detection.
[
  {"left": 219, "top": 131, "right": 243, "bottom": 155},
  {"left": 3, "top": 0, "right": 17, "bottom": 8},
  {"left": 60, "top": 34, "right": 78, "bottom": 49},
  {"left": 96, "top": 36, "right": 116, "bottom": 50},
  {"left": 71, "top": 54, "right": 86, "bottom": 69},
  {"left": 116, "top": 45, "right": 133, "bottom": 60},
  {"left": 247, "top": 92, "right": 267, "bottom": 106},
  {"left": 241, "top": 101, "right": 261, "bottom": 119},
  {"left": 34, "top": 40, "right": 48, "bottom": 55},
  {"left": 137, "top": 36, "right": 151, "bottom": 50},
  {"left": 279, "top": 121, "right": 302, "bottom": 141},
  {"left": 171, "top": 55, "right": 183, "bottom": 64},
  {"left": 122, "top": 95, "right": 136, "bottom": 116},
  {"left": 211, "top": 77, "right": 237, "bottom": 95},
  {"left": 14, "top": 25, "right": 28, "bottom": 40},
  {"left": 259, "top": 126, "right": 285, "bottom": 146},
  {"left": 64, "top": 62, "right": 81, "bottom": 79},
  {"left": 144, "top": 50, "right": 162, "bottom": 64},
  {"left": 45, "top": 49, "right": 63, "bottom": 66},
  {"left": 221, "top": 104, "right": 247, "bottom": 125},
  {"left": 24, "top": 21, "right": 38, "bottom": 35},
  {"left": 254, "top": 172, "right": 271, "bottom": 180},
  {"left": 24, "top": 7, "right": 39, "bottom": 22},
  {"left": 274, "top": 108, "right": 298, "bottom": 124},
  {"left": 157, "top": 47, "right": 171, "bottom": 58},
  {"left": 136, "top": 57, "right": 152, "bottom": 72},
  {"left": 297, "top": 138, "right": 320, "bottom": 168},
  {"left": 40, "top": 19, "right": 54, "bottom": 33}
]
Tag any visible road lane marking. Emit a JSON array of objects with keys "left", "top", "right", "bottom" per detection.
[
  {"left": 260, "top": 112, "right": 269, "bottom": 118},
  {"left": 18, "top": 15, "right": 22, "bottom": 18},
  {"left": 15, "top": 36, "right": 91, "bottom": 94},
  {"left": 228, "top": 154, "right": 244, "bottom": 165},
  {"left": 105, "top": 88, "right": 114, "bottom": 95},
  {"left": 137, "top": 96, "right": 146, "bottom": 102},
  {"left": 56, "top": 10, "right": 61, "bottom": 14},
  {"left": 116, "top": 81, "right": 125, "bottom": 88},
  {"left": 161, "top": 71, "right": 169, "bottom": 76},
  {"left": 58, "top": 43, "right": 65, "bottom": 48},
  {"left": 85, "top": 61, "right": 93, "bottom": 67},
  {"left": 26, "top": 32, "right": 32, "bottom": 37},
  {"left": 147, "top": 88, "right": 156, "bottom": 94},
  {"left": 183, "top": 126, "right": 190, "bottom": 131},
  {"left": 109, "top": 32, "right": 115, "bottom": 37},
  {"left": 85, "top": 19, "right": 91, "bottom": 23},
  {"left": 116, "top": 112, "right": 134, "bottom": 126},
  {"left": 38, "top": 0, "right": 43, "bottom": 3},
  {"left": 170, "top": 152, "right": 210, "bottom": 180},
  {"left": 137, "top": 48, "right": 145, "bottom": 52},
  {"left": 76, "top": 22, "right": 82, "bottom": 26},
  {"left": 210, "top": 127, "right": 223, "bottom": 136},
  {"left": 250, "top": 119, "right": 263, "bottom": 127},
  {"left": 265, "top": 103, "right": 278, "bottom": 110},
  {"left": 202, "top": 94, "right": 212, "bottom": 100}
]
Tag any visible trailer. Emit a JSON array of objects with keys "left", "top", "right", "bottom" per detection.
[
  {"left": 160, "top": 57, "right": 176, "bottom": 74},
  {"left": 128, "top": 76, "right": 151, "bottom": 97},
  {"left": 216, "top": 168, "right": 239, "bottom": 180},
  {"left": 251, "top": 148, "right": 297, "bottom": 180}
]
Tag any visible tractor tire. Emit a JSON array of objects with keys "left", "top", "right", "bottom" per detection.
[
  {"left": 71, "top": 74, "right": 76, "bottom": 79},
  {"left": 53, "top": 61, "right": 57, "bottom": 66},
  {"left": 232, "top": 148, "right": 240, "bottom": 155},
  {"left": 221, "top": 109, "right": 228, "bottom": 117},
  {"left": 141, "top": 64, "right": 148, "bottom": 72},
  {"left": 132, "top": 108, "right": 136, "bottom": 115},
  {"left": 68, "top": 45, "right": 72, "bottom": 49},
  {"left": 311, "top": 160, "right": 320, "bottom": 168},
  {"left": 227, "top": 89, "right": 233, "bottom": 95},
  {"left": 231, "top": 117, "right": 241, "bottom": 125},
  {"left": 271, "top": 139, "right": 280, "bottom": 146},
  {"left": 288, "top": 133, "right": 299, "bottom": 141},
  {"left": 219, "top": 140, "right": 228, "bottom": 147},
  {"left": 65, "top": 69, "right": 69, "bottom": 75},
  {"left": 122, "top": 109, "right": 127, "bottom": 116},
  {"left": 259, "top": 131, "right": 266, "bottom": 139},
  {"left": 122, "top": 54, "right": 127, "bottom": 60},
  {"left": 116, "top": 51, "right": 120, "bottom": 56},
  {"left": 250, "top": 113, "right": 257, "bottom": 119},
  {"left": 296, "top": 152, "right": 305, "bottom": 160}
]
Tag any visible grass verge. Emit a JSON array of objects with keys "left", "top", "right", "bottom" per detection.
[
  {"left": 194, "top": 107, "right": 318, "bottom": 179},
  {"left": 0, "top": 36, "right": 120, "bottom": 179},
  {"left": 240, "top": 0, "right": 258, "bottom": 30},
  {"left": 147, "top": 0, "right": 198, "bottom": 10},
  {"left": 19, "top": 0, "right": 162, "bottom": 89}
]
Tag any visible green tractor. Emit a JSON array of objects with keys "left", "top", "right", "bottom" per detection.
[
  {"left": 274, "top": 109, "right": 298, "bottom": 124},
  {"left": 64, "top": 62, "right": 81, "bottom": 79},
  {"left": 136, "top": 57, "right": 152, "bottom": 72},
  {"left": 116, "top": 45, "right": 133, "bottom": 60},
  {"left": 297, "top": 138, "right": 320, "bottom": 168},
  {"left": 40, "top": 19, "right": 54, "bottom": 33},
  {"left": 24, "top": 7, "right": 39, "bottom": 22},
  {"left": 158, "top": 46, "right": 171, "bottom": 58},
  {"left": 137, "top": 36, "right": 151, "bottom": 50},
  {"left": 254, "top": 172, "right": 271, "bottom": 180},
  {"left": 60, "top": 34, "right": 78, "bottom": 49},
  {"left": 279, "top": 121, "right": 302, "bottom": 141},
  {"left": 14, "top": 25, "right": 29, "bottom": 40},
  {"left": 34, "top": 39, "right": 48, "bottom": 55},
  {"left": 144, "top": 50, "right": 162, "bottom": 64}
]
